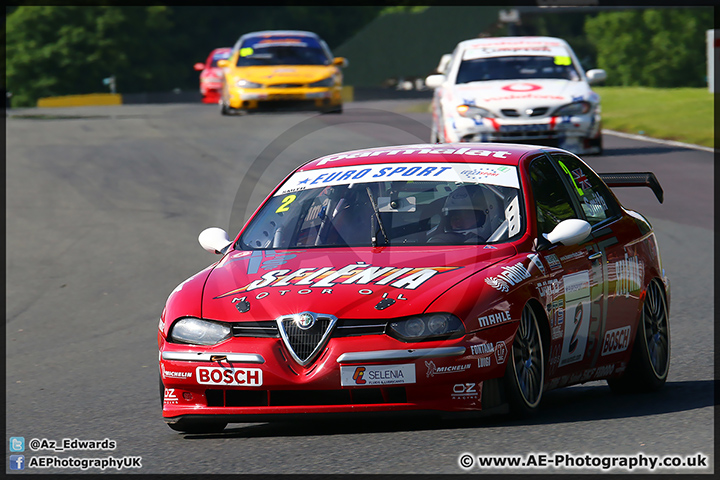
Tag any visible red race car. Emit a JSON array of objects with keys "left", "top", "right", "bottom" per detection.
[
  {"left": 194, "top": 48, "right": 232, "bottom": 104},
  {"left": 159, "top": 143, "right": 670, "bottom": 433}
]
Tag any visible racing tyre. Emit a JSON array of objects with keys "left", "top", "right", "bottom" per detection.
[
  {"left": 504, "top": 302, "right": 545, "bottom": 418},
  {"left": 166, "top": 418, "right": 228, "bottom": 434},
  {"left": 607, "top": 279, "right": 670, "bottom": 393},
  {"left": 220, "top": 100, "right": 230, "bottom": 116}
]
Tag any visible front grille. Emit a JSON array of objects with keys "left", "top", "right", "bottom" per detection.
[
  {"left": 268, "top": 83, "right": 304, "bottom": 88},
  {"left": 501, "top": 107, "right": 549, "bottom": 118},
  {"left": 205, "top": 387, "right": 407, "bottom": 407},
  {"left": 233, "top": 318, "right": 389, "bottom": 339},
  {"left": 232, "top": 321, "right": 278, "bottom": 337},
  {"left": 256, "top": 100, "right": 317, "bottom": 110},
  {"left": 280, "top": 316, "right": 332, "bottom": 363},
  {"left": 496, "top": 130, "right": 559, "bottom": 140},
  {"left": 333, "top": 319, "right": 388, "bottom": 337}
]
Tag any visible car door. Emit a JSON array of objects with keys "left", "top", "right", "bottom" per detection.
[
  {"left": 527, "top": 154, "right": 606, "bottom": 386},
  {"left": 549, "top": 153, "right": 642, "bottom": 379}
]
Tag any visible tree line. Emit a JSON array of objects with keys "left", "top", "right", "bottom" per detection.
[{"left": 4, "top": 6, "right": 713, "bottom": 107}]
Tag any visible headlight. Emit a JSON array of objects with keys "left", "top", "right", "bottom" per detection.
[
  {"left": 457, "top": 104, "right": 494, "bottom": 119},
  {"left": 309, "top": 76, "right": 336, "bottom": 88},
  {"left": 236, "top": 79, "right": 262, "bottom": 88},
  {"left": 169, "top": 317, "right": 231, "bottom": 346},
  {"left": 388, "top": 313, "right": 465, "bottom": 342},
  {"left": 554, "top": 101, "right": 592, "bottom": 116}
]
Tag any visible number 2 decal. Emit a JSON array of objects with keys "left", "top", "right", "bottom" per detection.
[
  {"left": 275, "top": 195, "right": 296, "bottom": 213},
  {"left": 569, "top": 302, "right": 583, "bottom": 353}
]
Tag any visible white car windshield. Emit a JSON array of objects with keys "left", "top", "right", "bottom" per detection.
[
  {"left": 456, "top": 56, "right": 581, "bottom": 83},
  {"left": 239, "top": 163, "right": 523, "bottom": 249}
]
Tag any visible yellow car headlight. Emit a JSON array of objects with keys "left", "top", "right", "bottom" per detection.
[
  {"left": 236, "top": 79, "right": 262, "bottom": 89},
  {"left": 309, "top": 77, "right": 335, "bottom": 88}
]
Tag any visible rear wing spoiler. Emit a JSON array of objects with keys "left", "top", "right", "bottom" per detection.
[{"left": 598, "top": 172, "right": 664, "bottom": 204}]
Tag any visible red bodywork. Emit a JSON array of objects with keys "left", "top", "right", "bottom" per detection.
[
  {"left": 194, "top": 48, "right": 231, "bottom": 104},
  {"left": 159, "top": 143, "right": 669, "bottom": 423}
]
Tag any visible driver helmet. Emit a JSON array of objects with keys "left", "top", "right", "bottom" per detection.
[{"left": 441, "top": 184, "right": 490, "bottom": 236}]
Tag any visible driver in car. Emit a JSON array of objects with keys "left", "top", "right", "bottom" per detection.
[{"left": 427, "top": 184, "right": 492, "bottom": 244}]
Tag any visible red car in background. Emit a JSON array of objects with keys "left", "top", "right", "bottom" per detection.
[{"left": 194, "top": 48, "right": 232, "bottom": 103}]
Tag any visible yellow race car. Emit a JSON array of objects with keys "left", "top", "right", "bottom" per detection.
[{"left": 218, "top": 30, "right": 347, "bottom": 115}]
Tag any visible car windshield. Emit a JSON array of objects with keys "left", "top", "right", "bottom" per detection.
[
  {"left": 238, "top": 163, "right": 523, "bottom": 249},
  {"left": 456, "top": 56, "right": 581, "bottom": 83},
  {"left": 237, "top": 40, "right": 330, "bottom": 66},
  {"left": 210, "top": 52, "right": 230, "bottom": 68}
]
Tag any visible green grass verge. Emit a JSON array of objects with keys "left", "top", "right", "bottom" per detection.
[
  {"left": 402, "top": 87, "right": 714, "bottom": 148},
  {"left": 594, "top": 87, "right": 713, "bottom": 148}
]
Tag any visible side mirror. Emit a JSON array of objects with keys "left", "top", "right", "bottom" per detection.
[
  {"left": 437, "top": 53, "right": 452, "bottom": 73},
  {"left": 216, "top": 59, "right": 230, "bottom": 68},
  {"left": 198, "top": 227, "right": 232, "bottom": 254},
  {"left": 333, "top": 57, "right": 348, "bottom": 68},
  {"left": 425, "top": 74, "right": 446, "bottom": 89},
  {"left": 543, "top": 219, "right": 592, "bottom": 247},
  {"left": 586, "top": 69, "right": 607, "bottom": 85},
  {"left": 194, "top": 62, "right": 205, "bottom": 71}
]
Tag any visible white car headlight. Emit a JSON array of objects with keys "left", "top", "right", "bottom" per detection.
[
  {"left": 236, "top": 79, "right": 262, "bottom": 89},
  {"left": 457, "top": 104, "right": 494, "bottom": 119},
  {"left": 554, "top": 101, "right": 592, "bottom": 116},
  {"left": 169, "top": 317, "right": 231, "bottom": 345}
]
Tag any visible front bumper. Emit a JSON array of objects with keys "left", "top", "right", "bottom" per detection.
[
  {"left": 224, "top": 86, "right": 342, "bottom": 111},
  {"left": 159, "top": 327, "right": 515, "bottom": 421},
  {"left": 444, "top": 113, "right": 602, "bottom": 155}
]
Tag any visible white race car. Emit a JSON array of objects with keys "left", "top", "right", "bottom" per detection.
[{"left": 426, "top": 36, "right": 606, "bottom": 155}]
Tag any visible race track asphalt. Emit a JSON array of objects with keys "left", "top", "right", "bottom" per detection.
[{"left": 5, "top": 100, "right": 714, "bottom": 474}]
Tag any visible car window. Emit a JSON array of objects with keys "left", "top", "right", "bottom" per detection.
[
  {"left": 239, "top": 163, "right": 524, "bottom": 249},
  {"left": 456, "top": 56, "right": 580, "bottom": 83},
  {"left": 237, "top": 36, "right": 331, "bottom": 66},
  {"left": 551, "top": 154, "right": 621, "bottom": 226},
  {"left": 209, "top": 51, "right": 230, "bottom": 68},
  {"left": 528, "top": 156, "right": 579, "bottom": 236}
]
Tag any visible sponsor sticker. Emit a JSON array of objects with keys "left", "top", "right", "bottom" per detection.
[
  {"left": 425, "top": 361, "right": 472, "bottom": 377},
  {"left": 477, "top": 311, "right": 512, "bottom": 329},
  {"left": 485, "top": 262, "right": 531, "bottom": 292},
  {"left": 277, "top": 161, "right": 519, "bottom": 195},
  {"left": 545, "top": 254, "right": 562, "bottom": 271},
  {"left": 559, "top": 272, "right": 591, "bottom": 367},
  {"left": 471, "top": 343, "right": 495, "bottom": 355},
  {"left": 527, "top": 254, "right": 547, "bottom": 275},
  {"left": 452, "top": 382, "right": 482, "bottom": 399},
  {"left": 215, "top": 263, "right": 461, "bottom": 297},
  {"left": 613, "top": 253, "right": 644, "bottom": 297},
  {"left": 601, "top": 326, "right": 631, "bottom": 356},
  {"left": 463, "top": 43, "right": 568, "bottom": 60},
  {"left": 494, "top": 341, "right": 508, "bottom": 364},
  {"left": 340, "top": 364, "right": 416, "bottom": 386},
  {"left": 163, "top": 388, "right": 178, "bottom": 404},
  {"left": 161, "top": 365, "right": 192, "bottom": 380},
  {"left": 196, "top": 367, "right": 263, "bottom": 386}
]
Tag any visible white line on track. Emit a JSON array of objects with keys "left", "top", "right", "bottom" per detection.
[{"left": 603, "top": 129, "right": 715, "bottom": 153}]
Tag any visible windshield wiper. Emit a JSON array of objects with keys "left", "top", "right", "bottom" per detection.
[{"left": 366, "top": 187, "right": 389, "bottom": 247}]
